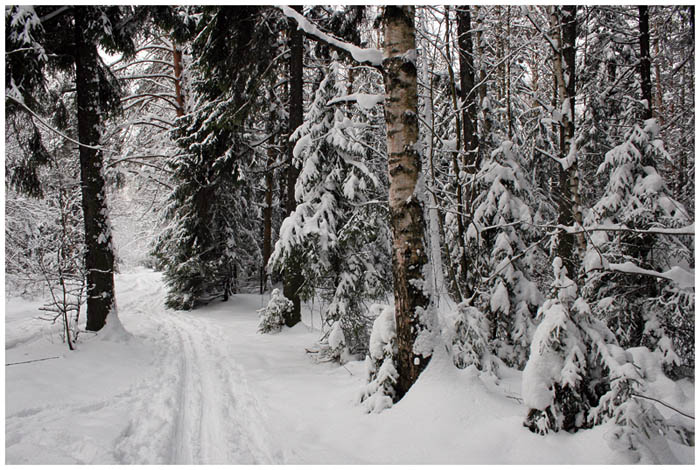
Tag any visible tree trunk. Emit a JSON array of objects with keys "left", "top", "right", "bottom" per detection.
[
  {"left": 74, "top": 8, "right": 116, "bottom": 332},
  {"left": 457, "top": 6, "right": 479, "bottom": 169},
  {"left": 474, "top": 7, "right": 491, "bottom": 143},
  {"left": 653, "top": 18, "right": 664, "bottom": 124},
  {"left": 444, "top": 7, "right": 470, "bottom": 296},
  {"left": 506, "top": 6, "right": 513, "bottom": 139},
  {"left": 173, "top": 42, "right": 185, "bottom": 117},
  {"left": 261, "top": 139, "right": 274, "bottom": 294},
  {"left": 382, "top": 5, "right": 432, "bottom": 401},
  {"left": 638, "top": 6, "right": 653, "bottom": 121},
  {"left": 283, "top": 5, "right": 304, "bottom": 326},
  {"left": 551, "top": 6, "right": 583, "bottom": 276}
]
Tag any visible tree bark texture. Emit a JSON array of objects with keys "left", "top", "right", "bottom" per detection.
[
  {"left": 551, "top": 6, "right": 583, "bottom": 276},
  {"left": 456, "top": 5, "right": 480, "bottom": 297},
  {"left": 262, "top": 139, "right": 274, "bottom": 294},
  {"left": 283, "top": 5, "right": 304, "bottom": 326},
  {"left": 382, "top": 5, "right": 432, "bottom": 401},
  {"left": 457, "top": 6, "right": 479, "bottom": 166},
  {"left": 172, "top": 42, "right": 185, "bottom": 117},
  {"left": 638, "top": 6, "right": 653, "bottom": 121},
  {"left": 74, "top": 8, "right": 117, "bottom": 332}
]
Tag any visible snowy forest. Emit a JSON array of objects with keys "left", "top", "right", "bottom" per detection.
[{"left": 5, "top": 5, "right": 695, "bottom": 465}]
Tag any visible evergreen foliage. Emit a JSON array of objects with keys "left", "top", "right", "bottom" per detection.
[
  {"left": 583, "top": 119, "right": 693, "bottom": 371},
  {"left": 257, "top": 288, "right": 293, "bottom": 334},
  {"left": 466, "top": 140, "right": 543, "bottom": 368},
  {"left": 270, "top": 59, "right": 391, "bottom": 359},
  {"left": 152, "top": 6, "right": 281, "bottom": 308},
  {"left": 359, "top": 305, "right": 399, "bottom": 413}
]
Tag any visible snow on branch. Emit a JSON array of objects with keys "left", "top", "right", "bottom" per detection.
[
  {"left": 327, "top": 93, "right": 384, "bottom": 110},
  {"left": 279, "top": 6, "right": 383, "bottom": 66},
  {"left": 7, "top": 95, "right": 103, "bottom": 151},
  {"left": 607, "top": 262, "right": 694, "bottom": 290},
  {"left": 572, "top": 223, "right": 695, "bottom": 237}
]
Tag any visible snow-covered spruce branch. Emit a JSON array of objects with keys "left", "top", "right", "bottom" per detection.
[
  {"left": 561, "top": 223, "right": 695, "bottom": 237},
  {"left": 278, "top": 6, "right": 384, "bottom": 67},
  {"left": 105, "top": 154, "right": 176, "bottom": 169},
  {"left": 121, "top": 93, "right": 180, "bottom": 109},
  {"left": 112, "top": 59, "right": 175, "bottom": 73},
  {"left": 7, "top": 96, "right": 104, "bottom": 151},
  {"left": 327, "top": 93, "right": 384, "bottom": 109},
  {"left": 482, "top": 235, "right": 551, "bottom": 285},
  {"left": 603, "top": 262, "right": 694, "bottom": 290},
  {"left": 436, "top": 209, "right": 694, "bottom": 238}
]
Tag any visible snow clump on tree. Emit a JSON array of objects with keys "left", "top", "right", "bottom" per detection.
[{"left": 359, "top": 304, "right": 398, "bottom": 413}]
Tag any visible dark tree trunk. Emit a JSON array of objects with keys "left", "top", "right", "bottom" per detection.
[
  {"left": 173, "top": 42, "right": 185, "bottom": 117},
  {"left": 551, "top": 6, "right": 582, "bottom": 277},
  {"left": 474, "top": 7, "right": 491, "bottom": 142},
  {"left": 74, "top": 8, "right": 116, "bottom": 332},
  {"left": 283, "top": 5, "right": 304, "bottom": 326},
  {"left": 456, "top": 6, "right": 479, "bottom": 298},
  {"left": 261, "top": 139, "right": 274, "bottom": 294},
  {"left": 638, "top": 6, "right": 653, "bottom": 120},
  {"left": 382, "top": 5, "right": 432, "bottom": 401}
]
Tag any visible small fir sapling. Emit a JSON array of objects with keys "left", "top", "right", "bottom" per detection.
[
  {"left": 464, "top": 140, "right": 543, "bottom": 368},
  {"left": 523, "top": 257, "right": 676, "bottom": 451},
  {"left": 257, "top": 289, "right": 293, "bottom": 334},
  {"left": 359, "top": 304, "right": 398, "bottom": 413},
  {"left": 522, "top": 257, "right": 591, "bottom": 434},
  {"left": 270, "top": 58, "right": 390, "bottom": 359},
  {"left": 450, "top": 303, "right": 492, "bottom": 371},
  {"left": 582, "top": 118, "right": 693, "bottom": 372}
]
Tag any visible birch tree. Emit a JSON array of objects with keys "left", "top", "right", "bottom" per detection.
[{"left": 381, "top": 6, "right": 434, "bottom": 399}]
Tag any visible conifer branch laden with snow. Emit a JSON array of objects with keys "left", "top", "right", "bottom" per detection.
[{"left": 269, "top": 58, "right": 391, "bottom": 360}]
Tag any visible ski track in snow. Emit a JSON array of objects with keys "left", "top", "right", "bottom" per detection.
[
  {"left": 6, "top": 271, "right": 278, "bottom": 465},
  {"left": 111, "top": 274, "right": 277, "bottom": 464}
]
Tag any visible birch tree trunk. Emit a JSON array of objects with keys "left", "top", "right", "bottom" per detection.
[
  {"left": 74, "top": 7, "right": 117, "bottom": 331},
  {"left": 382, "top": 6, "right": 432, "bottom": 400}
]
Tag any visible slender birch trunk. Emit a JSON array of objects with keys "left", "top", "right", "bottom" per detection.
[{"left": 382, "top": 6, "right": 432, "bottom": 400}]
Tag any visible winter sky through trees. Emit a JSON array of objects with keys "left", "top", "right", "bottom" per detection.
[{"left": 4, "top": 5, "right": 695, "bottom": 464}]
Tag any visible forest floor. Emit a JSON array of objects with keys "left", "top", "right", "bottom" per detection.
[{"left": 5, "top": 268, "right": 695, "bottom": 464}]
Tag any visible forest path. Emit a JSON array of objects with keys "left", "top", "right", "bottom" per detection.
[
  {"left": 8, "top": 269, "right": 690, "bottom": 464},
  {"left": 110, "top": 269, "right": 277, "bottom": 464},
  {"left": 108, "top": 269, "right": 369, "bottom": 464}
]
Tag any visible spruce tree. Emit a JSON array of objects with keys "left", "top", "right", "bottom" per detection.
[
  {"left": 466, "top": 140, "right": 543, "bottom": 368},
  {"left": 152, "top": 6, "right": 280, "bottom": 309},
  {"left": 270, "top": 59, "right": 391, "bottom": 360},
  {"left": 582, "top": 119, "right": 693, "bottom": 369}
]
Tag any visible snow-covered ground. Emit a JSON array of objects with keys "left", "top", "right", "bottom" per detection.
[{"left": 5, "top": 269, "right": 694, "bottom": 464}]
